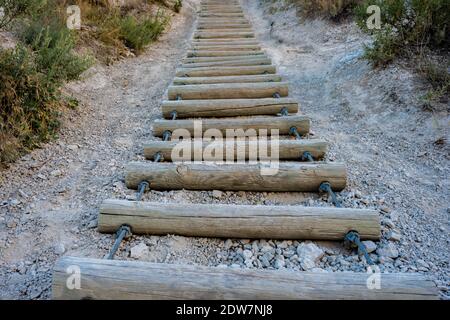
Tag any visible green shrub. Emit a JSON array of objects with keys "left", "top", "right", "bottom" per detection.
[
  {"left": 0, "top": 0, "right": 45, "bottom": 29},
  {"left": 355, "top": 0, "right": 449, "bottom": 66},
  {"left": 295, "top": 0, "right": 361, "bottom": 19},
  {"left": 0, "top": 46, "right": 61, "bottom": 163},
  {"left": 119, "top": 11, "right": 168, "bottom": 53}
]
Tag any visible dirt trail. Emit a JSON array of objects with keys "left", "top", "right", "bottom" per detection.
[{"left": 0, "top": 0, "right": 448, "bottom": 300}]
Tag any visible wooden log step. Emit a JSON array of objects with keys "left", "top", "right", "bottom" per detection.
[
  {"left": 194, "top": 31, "right": 255, "bottom": 39},
  {"left": 182, "top": 55, "right": 268, "bottom": 64},
  {"left": 193, "top": 38, "right": 258, "bottom": 43},
  {"left": 152, "top": 115, "right": 309, "bottom": 137},
  {"left": 197, "top": 24, "right": 252, "bottom": 29},
  {"left": 161, "top": 98, "right": 297, "bottom": 118},
  {"left": 53, "top": 256, "right": 438, "bottom": 300},
  {"left": 55, "top": 256, "right": 437, "bottom": 300},
  {"left": 199, "top": 13, "right": 245, "bottom": 18},
  {"left": 193, "top": 28, "right": 254, "bottom": 33},
  {"left": 192, "top": 40, "right": 259, "bottom": 46},
  {"left": 180, "top": 57, "right": 271, "bottom": 68},
  {"left": 124, "top": 161, "right": 345, "bottom": 192},
  {"left": 187, "top": 50, "right": 264, "bottom": 57},
  {"left": 198, "top": 19, "right": 249, "bottom": 25},
  {"left": 143, "top": 139, "right": 327, "bottom": 161},
  {"left": 190, "top": 45, "right": 261, "bottom": 51},
  {"left": 168, "top": 82, "right": 288, "bottom": 100},
  {"left": 199, "top": 9, "right": 244, "bottom": 14},
  {"left": 175, "top": 65, "right": 276, "bottom": 77},
  {"left": 99, "top": 199, "right": 379, "bottom": 240},
  {"left": 173, "top": 74, "right": 281, "bottom": 85}
]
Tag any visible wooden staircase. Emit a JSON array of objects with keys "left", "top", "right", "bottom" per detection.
[{"left": 52, "top": 0, "right": 438, "bottom": 300}]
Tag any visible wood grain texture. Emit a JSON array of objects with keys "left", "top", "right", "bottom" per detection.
[
  {"left": 199, "top": 13, "right": 245, "bottom": 18},
  {"left": 181, "top": 57, "right": 271, "bottom": 68},
  {"left": 143, "top": 139, "right": 327, "bottom": 160},
  {"left": 168, "top": 82, "right": 288, "bottom": 100},
  {"left": 187, "top": 50, "right": 264, "bottom": 57},
  {"left": 176, "top": 65, "right": 276, "bottom": 77},
  {"left": 98, "top": 199, "right": 379, "bottom": 240},
  {"left": 194, "top": 32, "right": 255, "bottom": 39},
  {"left": 182, "top": 55, "right": 268, "bottom": 64},
  {"left": 173, "top": 74, "right": 281, "bottom": 85},
  {"left": 161, "top": 98, "right": 297, "bottom": 118},
  {"left": 53, "top": 256, "right": 438, "bottom": 300},
  {"left": 197, "top": 24, "right": 252, "bottom": 29},
  {"left": 124, "top": 161, "right": 347, "bottom": 191},
  {"left": 152, "top": 115, "right": 310, "bottom": 136},
  {"left": 190, "top": 45, "right": 261, "bottom": 51}
]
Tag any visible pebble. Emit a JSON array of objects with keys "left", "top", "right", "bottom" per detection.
[
  {"left": 242, "top": 249, "right": 253, "bottom": 260},
  {"left": 376, "top": 243, "right": 399, "bottom": 259},
  {"left": 130, "top": 242, "right": 148, "bottom": 259},
  {"left": 361, "top": 240, "right": 377, "bottom": 253},
  {"left": 273, "top": 256, "right": 285, "bottom": 269},
  {"left": 296, "top": 241, "right": 324, "bottom": 271},
  {"left": 212, "top": 190, "right": 223, "bottom": 198},
  {"left": 54, "top": 243, "right": 65, "bottom": 255},
  {"left": 387, "top": 231, "right": 402, "bottom": 242},
  {"left": 50, "top": 169, "right": 62, "bottom": 177},
  {"left": 87, "top": 219, "right": 98, "bottom": 229}
]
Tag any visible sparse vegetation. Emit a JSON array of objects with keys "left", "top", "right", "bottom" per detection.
[
  {"left": 294, "top": 0, "right": 361, "bottom": 20},
  {"left": 0, "top": 0, "right": 180, "bottom": 164}
]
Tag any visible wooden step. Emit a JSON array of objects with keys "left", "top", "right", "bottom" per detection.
[
  {"left": 193, "top": 28, "right": 254, "bottom": 33},
  {"left": 152, "top": 115, "right": 309, "bottom": 137},
  {"left": 190, "top": 45, "right": 261, "bottom": 51},
  {"left": 173, "top": 74, "right": 281, "bottom": 85},
  {"left": 161, "top": 98, "right": 297, "bottom": 118},
  {"left": 191, "top": 40, "right": 259, "bottom": 46},
  {"left": 143, "top": 139, "right": 327, "bottom": 161},
  {"left": 125, "top": 161, "right": 346, "bottom": 192},
  {"left": 194, "top": 31, "right": 255, "bottom": 39},
  {"left": 193, "top": 38, "right": 259, "bottom": 43},
  {"left": 197, "top": 24, "right": 252, "bottom": 29},
  {"left": 199, "top": 13, "right": 245, "bottom": 18},
  {"left": 187, "top": 50, "right": 264, "bottom": 57},
  {"left": 168, "top": 82, "right": 288, "bottom": 100},
  {"left": 180, "top": 57, "right": 271, "bottom": 68},
  {"left": 198, "top": 19, "right": 250, "bottom": 25},
  {"left": 176, "top": 65, "right": 276, "bottom": 77},
  {"left": 99, "top": 199, "right": 379, "bottom": 240},
  {"left": 182, "top": 55, "right": 268, "bottom": 64},
  {"left": 53, "top": 257, "right": 438, "bottom": 300}
]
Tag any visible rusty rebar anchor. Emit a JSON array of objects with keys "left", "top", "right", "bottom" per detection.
[{"left": 106, "top": 225, "right": 132, "bottom": 260}]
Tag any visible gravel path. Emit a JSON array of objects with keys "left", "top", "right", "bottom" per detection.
[{"left": 0, "top": 0, "right": 448, "bottom": 299}]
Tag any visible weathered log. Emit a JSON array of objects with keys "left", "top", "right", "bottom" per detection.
[
  {"left": 193, "top": 28, "right": 254, "bottom": 33},
  {"left": 173, "top": 74, "right": 281, "bottom": 85},
  {"left": 197, "top": 24, "right": 252, "bottom": 29},
  {"left": 194, "top": 31, "right": 255, "bottom": 39},
  {"left": 124, "top": 161, "right": 346, "bottom": 191},
  {"left": 182, "top": 55, "right": 268, "bottom": 64},
  {"left": 175, "top": 65, "right": 276, "bottom": 77},
  {"left": 152, "top": 115, "right": 309, "bottom": 137},
  {"left": 187, "top": 50, "right": 264, "bottom": 57},
  {"left": 190, "top": 45, "right": 261, "bottom": 51},
  {"left": 181, "top": 57, "right": 271, "bottom": 68},
  {"left": 143, "top": 139, "right": 327, "bottom": 160},
  {"left": 199, "top": 13, "right": 245, "bottom": 18},
  {"left": 168, "top": 82, "right": 288, "bottom": 100},
  {"left": 193, "top": 38, "right": 258, "bottom": 43},
  {"left": 161, "top": 98, "right": 297, "bottom": 118},
  {"left": 192, "top": 40, "right": 260, "bottom": 46},
  {"left": 53, "top": 257, "right": 438, "bottom": 300},
  {"left": 99, "top": 199, "right": 379, "bottom": 240}
]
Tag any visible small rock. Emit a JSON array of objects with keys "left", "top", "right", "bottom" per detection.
[
  {"left": 87, "top": 219, "right": 98, "bottom": 229},
  {"left": 50, "top": 169, "right": 62, "bottom": 177},
  {"left": 380, "top": 206, "right": 391, "bottom": 213},
  {"left": 376, "top": 243, "right": 399, "bottom": 259},
  {"left": 296, "top": 241, "right": 324, "bottom": 271},
  {"left": 382, "top": 218, "right": 395, "bottom": 228},
  {"left": 130, "top": 242, "right": 148, "bottom": 259},
  {"left": 224, "top": 239, "right": 233, "bottom": 249},
  {"left": 54, "top": 243, "right": 65, "bottom": 255},
  {"left": 212, "top": 190, "right": 223, "bottom": 199},
  {"left": 387, "top": 231, "right": 401, "bottom": 242},
  {"left": 10, "top": 199, "right": 20, "bottom": 206},
  {"left": 242, "top": 249, "right": 253, "bottom": 260},
  {"left": 361, "top": 240, "right": 377, "bottom": 253},
  {"left": 259, "top": 255, "right": 271, "bottom": 268},
  {"left": 273, "top": 256, "right": 285, "bottom": 269}
]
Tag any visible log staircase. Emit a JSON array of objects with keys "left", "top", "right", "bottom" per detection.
[{"left": 52, "top": 0, "right": 438, "bottom": 300}]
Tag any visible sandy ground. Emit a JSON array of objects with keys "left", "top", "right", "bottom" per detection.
[{"left": 0, "top": 0, "right": 448, "bottom": 299}]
